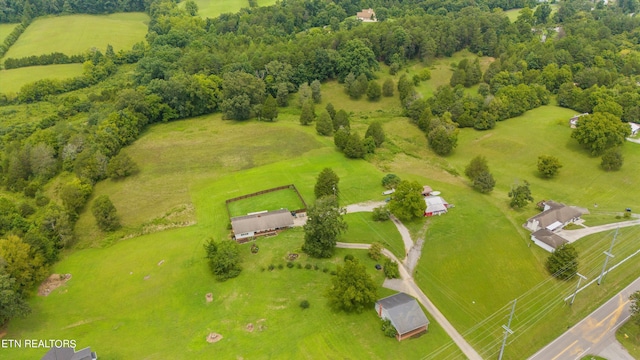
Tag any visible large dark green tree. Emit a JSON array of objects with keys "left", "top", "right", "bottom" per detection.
[
  {"left": 262, "top": 94, "right": 278, "bottom": 122},
  {"left": 326, "top": 258, "right": 377, "bottom": 313},
  {"left": 601, "top": 148, "right": 624, "bottom": 171},
  {"left": 204, "top": 239, "right": 242, "bottom": 281},
  {"left": 314, "top": 168, "right": 339, "bottom": 199},
  {"left": 571, "top": 113, "right": 630, "bottom": 155},
  {"left": 0, "top": 272, "right": 30, "bottom": 325},
  {"left": 220, "top": 71, "right": 265, "bottom": 120},
  {"left": 303, "top": 196, "right": 347, "bottom": 258},
  {"left": 91, "top": 195, "right": 120, "bottom": 232},
  {"left": 316, "top": 111, "right": 333, "bottom": 136},
  {"left": 546, "top": 243, "right": 578, "bottom": 280},
  {"left": 388, "top": 180, "right": 424, "bottom": 221},
  {"left": 365, "top": 121, "right": 385, "bottom": 147}
]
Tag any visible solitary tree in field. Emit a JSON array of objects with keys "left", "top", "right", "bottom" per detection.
[
  {"left": 381, "top": 174, "right": 401, "bottom": 189},
  {"left": 601, "top": 148, "right": 624, "bottom": 171},
  {"left": 262, "top": 94, "right": 278, "bottom": 122},
  {"left": 314, "top": 168, "right": 339, "bottom": 199},
  {"left": 508, "top": 181, "right": 533, "bottom": 209},
  {"left": 546, "top": 243, "right": 578, "bottom": 280},
  {"left": 388, "top": 180, "right": 424, "bottom": 221},
  {"left": 465, "top": 156, "right": 495, "bottom": 193},
  {"left": 91, "top": 195, "right": 120, "bottom": 232},
  {"left": 382, "top": 78, "right": 394, "bottom": 97},
  {"left": 537, "top": 155, "right": 562, "bottom": 178},
  {"left": 303, "top": 196, "right": 347, "bottom": 258},
  {"left": 326, "top": 258, "right": 377, "bottom": 312},
  {"left": 205, "top": 239, "right": 242, "bottom": 281}
]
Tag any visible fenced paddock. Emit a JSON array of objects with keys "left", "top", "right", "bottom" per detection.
[{"left": 225, "top": 184, "right": 307, "bottom": 218}]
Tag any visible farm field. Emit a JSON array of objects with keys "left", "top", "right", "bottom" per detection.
[
  {"left": 0, "top": 64, "right": 83, "bottom": 94},
  {"left": 2, "top": 13, "right": 148, "bottom": 59},
  {"left": 186, "top": 0, "right": 278, "bottom": 18},
  {"left": 2, "top": 227, "right": 464, "bottom": 359},
  {"left": 0, "top": 23, "right": 18, "bottom": 42}
]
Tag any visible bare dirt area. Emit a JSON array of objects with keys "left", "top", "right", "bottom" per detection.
[
  {"left": 206, "top": 332, "right": 223, "bottom": 343},
  {"left": 38, "top": 274, "right": 72, "bottom": 296}
]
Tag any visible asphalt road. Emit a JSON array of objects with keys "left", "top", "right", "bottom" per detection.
[{"left": 528, "top": 276, "right": 640, "bottom": 360}]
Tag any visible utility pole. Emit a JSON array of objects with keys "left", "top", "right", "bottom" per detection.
[
  {"left": 597, "top": 227, "right": 618, "bottom": 285},
  {"left": 569, "top": 273, "right": 587, "bottom": 305},
  {"left": 498, "top": 299, "right": 517, "bottom": 360}
]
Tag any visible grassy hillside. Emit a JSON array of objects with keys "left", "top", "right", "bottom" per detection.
[
  {"left": 2, "top": 13, "right": 148, "bottom": 59},
  {"left": 0, "top": 64, "right": 83, "bottom": 94},
  {"left": 0, "top": 23, "right": 18, "bottom": 42},
  {"left": 186, "top": 0, "right": 278, "bottom": 18}
]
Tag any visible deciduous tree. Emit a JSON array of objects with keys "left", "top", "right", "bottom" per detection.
[
  {"left": 204, "top": 239, "right": 242, "bottom": 281},
  {"left": 366, "top": 80, "right": 381, "bottom": 101},
  {"left": 326, "top": 258, "right": 377, "bottom": 312},
  {"left": 91, "top": 195, "right": 120, "bottom": 232},
  {"left": 508, "top": 181, "right": 533, "bottom": 209},
  {"left": 601, "top": 148, "right": 624, "bottom": 171},
  {"left": 546, "top": 243, "right": 578, "bottom": 280},
  {"left": 314, "top": 168, "right": 339, "bottom": 199},
  {"left": 537, "top": 155, "right": 562, "bottom": 178},
  {"left": 381, "top": 174, "right": 401, "bottom": 189},
  {"left": 630, "top": 290, "right": 640, "bottom": 325},
  {"left": 571, "top": 113, "right": 630, "bottom": 155},
  {"left": 107, "top": 152, "right": 139, "bottom": 179},
  {"left": 382, "top": 78, "right": 394, "bottom": 97},
  {"left": 303, "top": 196, "right": 347, "bottom": 258},
  {"left": 388, "top": 180, "right": 424, "bottom": 221}
]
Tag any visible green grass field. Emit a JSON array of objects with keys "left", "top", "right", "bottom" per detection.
[
  {"left": 3, "top": 226, "right": 463, "bottom": 359},
  {"left": 185, "top": 0, "right": 278, "bottom": 18},
  {"left": 0, "top": 64, "right": 84, "bottom": 94},
  {"left": 617, "top": 320, "right": 640, "bottom": 359},
  {"left": 0, "top": 23, "right": 18, "bottom": 43},
  {"left": 8, "top": 52, "right": 640, "bottom": 359},
  {"left": 2, "top": 13, "right": 148, "bottom": 59},
  {"left": 226, "top": 186, "right": 307, "bottom": 217}
]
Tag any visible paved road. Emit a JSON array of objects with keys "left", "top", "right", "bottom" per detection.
[
  {"left": 528, "top": 276, "right": 640, "bottom": 360},
  {"left": 557, "top": 219, "right": 640, "bottom": 242}
]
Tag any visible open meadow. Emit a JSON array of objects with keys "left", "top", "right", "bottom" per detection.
[
  {"left": 185, "top": 0, "right": 278, "bottom": 18},
  {"left": 0, "top": 23, "right": 17, "bottom": 43},
  {"left": 2, "top": 13, "right": 148, "bottom": 59},
  {"left": 5, "top": 53, "right": 640, "bottom": 359},
  {"left": 0, "top": 64, "right": 83, "bottom": 94}
]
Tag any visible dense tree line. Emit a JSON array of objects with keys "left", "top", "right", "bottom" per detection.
[
  {"left": 4, "top": 52, "right": 85, "bottom": 69},
  {"left": 0, "top": 0, "right": 147, "bottom": 23}
]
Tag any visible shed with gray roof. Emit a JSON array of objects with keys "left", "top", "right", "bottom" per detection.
[
  {"left": 375, "top": 292, "right": 429, "bottom": 341},
  {"left": 231, "top": 209, "right": 294, "bottom": 242},
  {"left": 41, "top": 347, "right": 97, "bottom": 360}
]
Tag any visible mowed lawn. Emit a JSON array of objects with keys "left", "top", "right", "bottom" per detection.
[
  {"left": 0, "top": 64, "right": 83, "bottom": 94},
  {"left": 2, "top": 13, "right": 148, "bottom": 59},
  {"left": 4, "top": 226, "right": 464, "bottom": 359},
  {"left": 0, "top": 23, "right": 18, "bottom": 42},
  {"left": 226, "top": 186, "right": 307, "bottom": 217},
  {"left": 186, "top": 0, "right": 278, "bottom": 18}
]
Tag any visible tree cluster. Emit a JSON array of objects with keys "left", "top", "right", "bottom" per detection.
[
  {"left": 326, "top": 258, "right": 377, "bottom": 313},
  {"left": 546, "top": 243, "right": 578, "bottom": 280},
  {"left": 204, "top": 239, "right": 242, "bottom": 281},
  {"left": 465, "top": 156, "right": 495, "bottom": 193}
]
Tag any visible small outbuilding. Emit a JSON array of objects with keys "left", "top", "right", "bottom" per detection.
[
  {"left": 629, "top": 122, "right": 640, "bottom": 136},
  {"left": 42, "top": 347, "right": 97, "bottom": 360},
  {"left": 231, "top": 209, "right": 294, "bottom": 243},
  {"left": 375, "top": 292, "right": 429, "bottom": 341},
  {"left": 356, "top": 8, "right": 376, "bottom": 22},
  {"left": 424, "top": 196, "right": 451, "bottom": 217},
  {"left": 421, "top": 185, "right": 433, "bottom": 196},
  {"left": 530, "top": 228, "right": 569, "bottom": 252}
]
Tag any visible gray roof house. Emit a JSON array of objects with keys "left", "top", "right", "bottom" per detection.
[
  {"left": 42, "top": 347, "right": 97, "bottom": 360},
  {"left": 231, "top": 209, "right": 294, "bottom": 242},
  {"left": 525, "top": 201, "right": 584, "bottom": 232},
  {"left": 530, "top": 228, "right": 569, "bottom": 252},
  {"left": 375, "top": 292, "right": 429, "bottom": 341}
]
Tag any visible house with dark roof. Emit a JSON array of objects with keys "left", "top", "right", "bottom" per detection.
[
  {"left": 375, "top": 292, "right": 429, "bottom": 341},
  {"left": 41, "top": 347, "right": 97, "bottom": 360},
  {"left": 231, "top": 209, "right": 294, "bottom": 243},
  {"left": 525, "top": 201, "right": 586, "bottom": 252}
]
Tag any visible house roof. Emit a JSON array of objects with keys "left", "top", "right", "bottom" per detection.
[
  {"left": 532, "top": 229, "right": 568, "bottom": 250},
  {"left": 376, "top": 293, "right": 429, "bottom": 335},
  {"left": 357, "top": 8, "right": 375, "bottom": 19},
  {"left": 422, "top": 185, "right": 433, "bottom": 195},
  {"left": 424, "top": 196, "right": 448, "bottom": 213},
  {"left": 231, "top": 209, "right": 294, "bottom": 235},
  {"left": 527, "top": 201, "right": 583, "bottom": 229},
  {"left": 42, "top": 347, "right": 96, "bottom": 360}
]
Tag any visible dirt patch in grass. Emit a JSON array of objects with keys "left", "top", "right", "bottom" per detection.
[
  {"left": 206, "top": 332, "right": 223, "bottom": 343},
  {"left": 246, "top": 323, "right": 254, "bottom": 332},
  {"left": 206, "top": 293, "right": 213, "bottom": 303},
  {"left": 38, "top": 274, "right": 72, "bottom": 296}
]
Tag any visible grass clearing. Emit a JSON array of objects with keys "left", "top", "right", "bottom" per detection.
[
  {"left": 0, "top": 64, "right": 83, "bottom": 94},
  {"left": 4, "top": 223, "right": 463, "bottom": 359},
  {"left": 342, "top": 213, "right": 406, "bottom": 259},
  {"left": 0, "top": 23, "right": 18, "bottom": 42},
  {"left": 617, "top": 320, "right": 640, "bottom": 359},
  {"left": 186, "top": 0, "right": 278, "bottom": 18},
  {"left": 226, "top": 186, "right": 307, "bottom": 217},
  {"left": 2, "top": 13, "right": 148, "bottom": 59}
]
